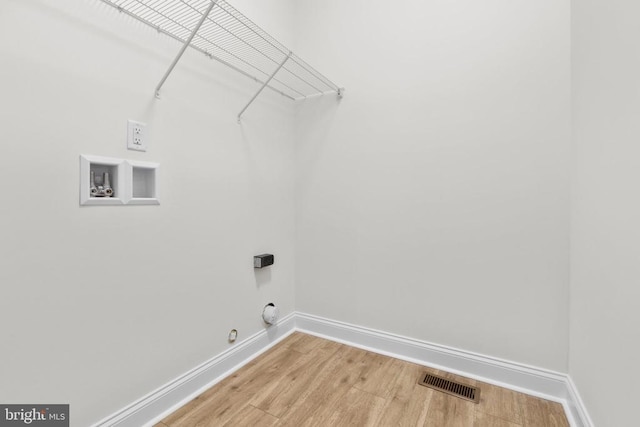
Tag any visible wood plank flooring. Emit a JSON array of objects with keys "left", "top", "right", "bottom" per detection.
[{"left": 157, "top": 333, "right": 569, "bottom": 427}]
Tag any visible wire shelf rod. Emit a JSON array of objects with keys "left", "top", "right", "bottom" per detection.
[
  {"left": 169, "top": 4, "right": 312, "bottom": 96},
  {"left": 212, "top": 2, "right": 333, "bottom": 92},
  {"left": 98, "top": 0, "right": 341, "bottom": 103},
  {"left": 129, "top": 0, "right": 186, "bottom": 22},
  {"left": 238, "top": 51, "right": 292, "bottom": 122},
  {"left": 127, "top": 0, "right": 197, "bottom": 39},
  {"left": 108, "top": 2, "right": 191, "bottom": 44},
  {"left": 197, "top": 6, "right": 326, "bottom": 93},
  {"left": 202, "top": 55, "right": 296, "bottom": 100},
  {"left": 285, "top": 59, "right": 335, "bottom": 92},
  {"left": 189, "top": 30, "right": 309, "bottom": 98},
  {"left": 192, "top": 6, "right": 281, "bottom": 62},
  {"left": 137, "top": 0, "right": 308, "bottom": 98},
  {"left": 150, "top": 2, "right": 191, "bottom": 20},
  {"left": 101, "top": 0, "right": 295, "bottom": 100},
  {"left": 202, "top": 14, "right": 281, "bottom": 56},
  {"left": 290, "top": 54, "right": 340, "bottom": 91},
  {"left": 193, "top": 32, "right": 325, "bottom": 93},
  {"left": 155, "top": 0, "right": 218, "bottom": 97},
  {"left": 214, "top": 2, "right": 288, "bottom": 57},
  {"left": 193, "top": 26, "right": 325, "bottom": 94}
]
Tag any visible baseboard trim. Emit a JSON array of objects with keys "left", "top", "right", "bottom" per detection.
[
  {"left": 294, "top": 312, "right": 590, "bottom": 427},
  {"left": 565, "top": 376, "right": 594, "bottom": 427},
  {"left": 92, "top": 311, "right": 592, "bottom": 427},
  {"left": 91, "top": 312, "right": 296, "bottom": 427}
]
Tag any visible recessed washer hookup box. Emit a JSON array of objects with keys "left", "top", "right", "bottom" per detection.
[{"left": 254, "top": 254, "right": 274, "bottom": 268}]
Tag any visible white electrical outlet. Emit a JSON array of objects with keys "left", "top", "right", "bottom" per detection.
[{"left": 127, "top": 120, "right": 147, "bottom": 152}]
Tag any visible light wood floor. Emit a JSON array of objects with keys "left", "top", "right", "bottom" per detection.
[{"left": 156, "top": 333, "right": 569, "bottom": 427}]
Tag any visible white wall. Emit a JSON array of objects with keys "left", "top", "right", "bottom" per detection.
[
  {"left": 0, "top": 1, "right": 295, "bottom": 425},
  {"left": 7, "top": 0, "right": 617, "bottom": 425},
  {"left": 294, "top": 0, "right": 571, "bottom": 372},
  {"left": 570, "top": 0, "right": 640, "bottom": 425}
]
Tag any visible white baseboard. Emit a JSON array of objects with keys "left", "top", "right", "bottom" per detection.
[
  {"left": 295, "top": 312, "right": 591, "bottom": 427},
  {"left": 91, "top": 312, "right": 296, "bottom": 427},
  {"left": 92, "top": 311, "right": 592, "bottom": 427},
  {"left": 565, "top": 376, "right": 594, "bottom": 427}
]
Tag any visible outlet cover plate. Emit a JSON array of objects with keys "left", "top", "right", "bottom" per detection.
[{"left": 127, "top": 119, "right": 147, "bottom": 152}]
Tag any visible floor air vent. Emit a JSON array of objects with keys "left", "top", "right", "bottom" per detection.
[{"left": 417, "top": 372, "right": 480, "bottom": 403}]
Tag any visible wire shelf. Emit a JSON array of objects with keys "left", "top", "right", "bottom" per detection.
[{"left": 100, "top": 0, "right": 341, "bottom": 103}]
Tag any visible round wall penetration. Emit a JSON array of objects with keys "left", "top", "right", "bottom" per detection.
[{"left": 262, "top": 303, "right": 279, "bottom": 325}]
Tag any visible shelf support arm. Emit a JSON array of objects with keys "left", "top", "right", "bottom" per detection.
[
  {"left": 155, "top": 0, "right": 218, "bottom": 98},
  {"left": 237, "top": 51, "right": 292, "bottom": 123}
]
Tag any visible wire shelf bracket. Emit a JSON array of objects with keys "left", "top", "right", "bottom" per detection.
[
  {"left": 155, "top": 0, "right": 219, "bottom": 98},
  {"left": 99, "top": 0, "right": 344, "bottom": 121},
  {"left": 237, "top": 51, "right": 291, "bottom": 122}
]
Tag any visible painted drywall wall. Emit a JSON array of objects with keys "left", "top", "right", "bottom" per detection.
[
  {"left": 294, "top": 0, "right": 571, "bottom": 372},
  {"left": 0, "top": 0, "right": 594, "bottom": 424},
  {"left": 0, "top": 0, "right": 295, "bottom": 425},
  {"left": 570, "top": 0, "right": 640, "bottom": 425}
]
